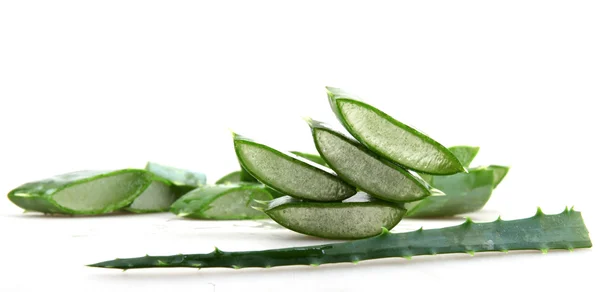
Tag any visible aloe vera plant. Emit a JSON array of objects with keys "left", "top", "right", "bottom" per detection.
[
  {"left": 233, "top": 133, "right": 357, "bottom": 201},
  {"left": 261, "top": 193, "right": 406, "bottom": 239},
  {"left": 327, "top": 87, "right": 465, "bottom": 175},
  {"left": 7, "top": 169, "right": 153, "bottom": 215},
  {"left": 171, "top": 184, "right": 273, "bottom": 220},
  {"left": 308, "top": 118, "right": 431, "bottom": 203},
  {"left": 89, "top": 208, "right": 591, "bottom": 270}
]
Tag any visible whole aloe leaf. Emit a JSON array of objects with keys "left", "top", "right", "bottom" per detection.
[{"left": 88, "top": 208, "right": 592, "bottom": 270}]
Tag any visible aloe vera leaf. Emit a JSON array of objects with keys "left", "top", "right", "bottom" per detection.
[
  {"left": 448, "top": 146, "right": 480, "bottom": 168},
  {"left": 233, "top": 133, "right": 357, "bottom": 201},
  {"left": 145, "top": 162, "right": 206, "bottom": 195},
  {"left": 125, "top": 176, "right": 177, "bottom": 213},
  {"left": 488, "top": 165, "right": 510, "bottom": 188},
  {"left": 239, "top": 166, "right": 259, "bottom": 183},
  {"left": 262, "top": 193, "right": 406, "bottom": 239},
  {"left": 7, "top": 169, "right": 153, "bottom": 215},
  {"left": 89, "top": 207, "right": 592, "bottom": 270},
  {"left": 170, "top": 184, "right": 273, "bottom": 220},
  {"left": 215, "top": 171, "right": 244, "bottom": 184},
  {"left": 308, "top": 118, "right": 430, "bottom": 203},
  {"left": 290, "top": 151, "right": 328, "bottom": 166},
  {"left": 405, "top": 168, "right": 494, "bottom": 217},
  {"left": 326, "top": 86, "right": 465, "bottom": 175}
]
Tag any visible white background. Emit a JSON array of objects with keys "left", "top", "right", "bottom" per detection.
[{"left": 0, "top": 1, "right": 598, "bottom": 291}]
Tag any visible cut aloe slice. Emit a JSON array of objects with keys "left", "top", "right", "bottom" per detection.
[
  {"left": 170, "top": 184, "right": 273, "bottom": 220},
  {"left": 263, "top": 193, "right": 406, "bottom": 239},
  {"left": 125, "top": 176, "right": 178, "bottom": 213},
  {"left": 7, "top": 169, "right": 153, "bottom": 215},
  {"left": 233, "top": 133, "right": 357, "bottom": 201},
  {"left": 449, "top": 146, "right": 480, "bottom": 168},
  {"left": 215, "top": 171, "right": 244, "bottom": 184},
  {"left": 145, "top": 162, "right": 206, "bottom": 195},
  {"left": 488, "top": 165, "right": 510, "bottom": 188},
  {"left": 405, "top": 168, "right": 495, "bottom": 217},
  {"left": 327, "top": 86, "right": 465, "bottom": 175},
  {"left": 308, "top": 119, "right": 431, "bottom": 203},
  {"left": 290, "top": 151, "right": 328, "bottom": 166}
]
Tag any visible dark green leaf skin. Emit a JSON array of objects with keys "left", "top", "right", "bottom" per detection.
[
  {"left": 233, "top": 133, "right": 357, "bottom": 202},
  {"left": 89, "top": 208, "right": 592, "bottom": 270},
  {"left": 406, "top": 168, "right": 495, "bottom": 218},
  {"left": 307, "top": 119, "right": 431, "bottom": 203},
  {"left": 263, "top": 194, "right": 406, "bottom": 239},
  {"left": 326, "top": 86, "right": 465, "bottom": 175},
  {"left": 290, "top": 151, "right": 328, "bottom": 167},
  {"left": 7, "top": 169, "right": 153, "bottom": 215},
  {"left": 170, "top": 184, "right": 273, "bottom": 220}
]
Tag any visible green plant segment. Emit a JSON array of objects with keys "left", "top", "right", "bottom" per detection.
[
  {"left": 308, "top": 118, "right": 431, "bottom": 203},
  {"left": 145, "top": 162, "right": 206, "bottom": 195},
  {"left": 89, "top": 208, "right": 591, "bottom": 270},
  {"left": 7, "top": 169, "right": 153, "bottom": 215},
  {"left": 290, "top": 151, "right": 328, "bottom": 166},
  {"left": 171, "top": 184, "right": 273, "bottom": 220},
  {"left": 261, "top": 193, "right": 406, "bottom": 239},
  {"left": 405, "top": 167, "right": 495, "bottom": 217},
  {"left": 125, "top": 176, "right": 178, "bottom": 213},
  {"left": 233, "top": 133, "right": 357, "bottom": 202},
  {"left": 327, "top": 87, "right": 465, "bottom": 175}
]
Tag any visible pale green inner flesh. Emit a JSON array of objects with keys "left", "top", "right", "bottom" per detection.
[
  {"left": 201, "top": 189, "right": 271, "bottom": 218},
  {"left": 128, "top": 181, "right": 175, "bottom": 211},
  {"left": 270, "top": 205, "right": 402, "bottom": 239},
  {"left": 315, "top": 130, "right": 427, "bottom": 202},
  {"left": 339, "top": 101, "right": 455, "bottom": 173},
  {"left": 52, "top": 173, "right": 142, "bottom": 211},
  {"left": 238, "top": 143, "right": 355, "bottom": 201}
]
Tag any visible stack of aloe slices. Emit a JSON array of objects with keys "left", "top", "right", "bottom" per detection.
[{"left": 224, "top": 86, "right": 513, "bottom": 239}]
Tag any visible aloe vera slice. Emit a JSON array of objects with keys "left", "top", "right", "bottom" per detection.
[
  {"left": 290, "top": 151, "right": 328, "bottom": 166},
  {"left": 308, "top": 119, "right": 430, "bottom": 203},
  {"left": 327, "top": 86, "right": 465, "bottom": 175},
  {"left": 215, "top": 171, "right": 244, "bottom": 184},
  {"left": 449, "top": 146, "right": 480, "bottom": 168},
  {"left": 233, "top": 133, "right": 357, "bottom": 201},
  {"left": 125, "top": 176, "right": 177, "bottom": 213},
  {"left": 7, "top": 169, "right": 152, "bottom": 215},
  {"left": 488, "top": 165, "right": 510, "bottom": 188},
  {"left": 145, "top": 162, "right": 206, "bottom": 195},
  {"left": 170, "top": 184, "right": 273, "bottom": 220},
  {"left": 405, "top": 167, "right": 495, "bottom": 217},
  {"left": 89, "top": 208, "right": 592, "bottom": 270},
  {"left": 262, "top": 194, "right": 406, "bottom": 239}
]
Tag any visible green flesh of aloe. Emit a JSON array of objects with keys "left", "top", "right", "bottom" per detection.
[
  {"left": 233, "top": 133, "right": 357, "bottom": 201},
  {"left": 448, "top": 146, "right": 480, "bottom": 167},
  {"left": 262, "top": 193, "right": 406, "bottom": 239},
  {"left": 125, "top": 176, "right": 177, "bottom": 213},
  {"left": 327, "top": 87, "right": 465, "bottom": 175},
  {"left": 170, "top": 184, "right": 273, "bottom": 220},
  {"left": 7, "top": 169, "right": 153, "bottom": 215},
  {"left": 308, "top": 118, "right": 431, "bottom": 203},
  {"left": 145, "top": 162, "right": 206, "bottom": 195},
  {"left": 89, "top": 208, "right": 592, "bottom": 270}
]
